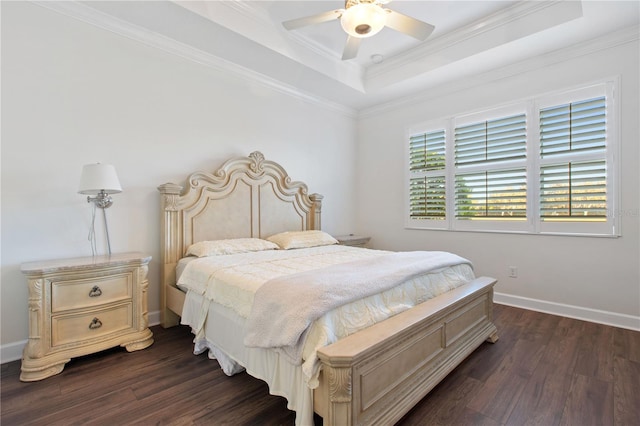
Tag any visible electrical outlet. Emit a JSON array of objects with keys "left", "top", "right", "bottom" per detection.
[{"left": 509, "top": 266, "right": 518, "bottom": 278}]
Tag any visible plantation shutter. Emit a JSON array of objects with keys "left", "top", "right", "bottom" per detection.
[
  {"left": 540, "top": 97, "right": 606, "bottom": 157},
  {"left": 455, "top": 114, "right": 527, "bottom": 166},
  {"left": 409, "top": 130, "right": 446, "bottom": 220},
  {"left": 409, "top": 177, "right": 446, "bottom": 219},
  {"left": 455, "top": 169, "right": 527, "bottom": 219},
  {"left": 540, "top": 161, "right": 607, "bottom": 219},
  {"left": 409, "top": 130, "right": 445, "bottom": 172},
  {"left": 454, "top": 113, "right": 527, "bottom": 220},
  {"left": 539, "top": 97, "right": 607, "bottom": 220}
]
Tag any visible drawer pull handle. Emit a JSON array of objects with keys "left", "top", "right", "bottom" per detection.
[
  {"left": 88, "top": 286, "right": 102, "bottom": 297},
  {"left": 89, "top": 318, "right": 102, "bottom": 329}
]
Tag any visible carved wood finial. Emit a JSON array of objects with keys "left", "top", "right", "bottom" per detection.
[
  {"left": 158, "top": 183, "right": 183, "bottom": 212},
  {"left": 249, "top": 151, "right": 265, "bottom": 174},
  {"left": 157, "top": 183, "right": 182, "bottom": 194}
]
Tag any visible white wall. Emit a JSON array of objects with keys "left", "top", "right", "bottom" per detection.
[
  {"left": 1, "top": 2, "right": 358, "bottom": 357},
  {"left": 2, "top": 2, "right": 638, "bottom": 364},
  {"left": 356, "top": 33, "right": 640, "bottom": 328}
]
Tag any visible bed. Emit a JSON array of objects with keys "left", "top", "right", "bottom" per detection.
[{"left": 157, "top": 151, "right": 498, "bottom": 426}]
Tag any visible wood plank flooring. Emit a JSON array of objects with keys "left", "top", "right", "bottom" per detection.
[{"left": 2, "top": 304, "right": 639, "bottom": 425}]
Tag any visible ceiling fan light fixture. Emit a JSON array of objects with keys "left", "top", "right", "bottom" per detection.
[{"left": 340, "top": 3, "right": 386, "bottom": 38}]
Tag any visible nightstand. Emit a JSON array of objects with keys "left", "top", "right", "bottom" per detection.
[
  {"left": 335, "top": 234, "right": 371, "bottom": 248},
  {"left": 20, "top": 252, "right": 154, "bottom": 381}
]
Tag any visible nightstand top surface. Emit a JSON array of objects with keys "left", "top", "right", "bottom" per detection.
[
  {"left": 335, "top": 234, "right": 371, "bottom": 244},
  {"left": 335, "top": 234, "right": 369, "bottom": 239},
  {"left": 21, "top": 252, "right": 151, "bottom": 274}
]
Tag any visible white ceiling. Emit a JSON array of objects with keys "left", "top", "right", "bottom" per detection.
[{"left": 63, "top": 1, "right": 639, "bottom": 111}]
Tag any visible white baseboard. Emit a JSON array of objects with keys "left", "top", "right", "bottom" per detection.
[
  {"left": 1, "top": 340, "right": 27, "bottom": 365},
  {"left": 494, "top": 292, "right": 640, "bottom": 331},
  {"left": 148, "top": 310, "right": 161, "bottom": 328},
  {"left": 3, "top": 303, "right": 638, "bottom": 364},
  {"left": 1, "top": 310, "right": 162, "bottom": 365}
]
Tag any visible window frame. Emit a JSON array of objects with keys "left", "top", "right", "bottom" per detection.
[
  {"left": 534, "top": 82, "right": 618, "bottom": 236},
  {"left": 406, "top": 119, "right": 450, "bottom": 230},
  {"left": 404, "top": 79, "right": 620, "bottom": 237},
  {"left": 452, "top": 103, "right": 530, "bottom": 233}
]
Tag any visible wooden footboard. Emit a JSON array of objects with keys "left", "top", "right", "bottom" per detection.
[{"left": 314, "top": 276, "right": 498, "bottom": 426}]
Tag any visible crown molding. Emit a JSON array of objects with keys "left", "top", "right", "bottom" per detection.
[
  {"left": 32, "top": 1, "right": 358, "bottom": 118},
  {"left": 26, "top": 1, "right": 638, "bottom": 118},
  {"left": 173, "top": 0, "right": 364, "bottom": 90},
  {"left": 365, "top": 0, "right": 582, "bottom": 88},
  {"left": 222, "top": 0, "right": 346, "bottom": 62},
  {"left": 359, "top": 24, "right": 639, "bottom": 118}
]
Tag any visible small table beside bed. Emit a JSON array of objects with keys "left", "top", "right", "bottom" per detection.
[{"left": 157, "top": 151, "right": 498, "bottom": 426}]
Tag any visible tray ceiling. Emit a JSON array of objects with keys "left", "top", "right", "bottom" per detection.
[{"left": 42, "top": 1, "right": 640, "bottom": 111}]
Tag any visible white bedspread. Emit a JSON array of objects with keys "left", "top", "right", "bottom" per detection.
[
  {"left": 177, "top": 245, "right": 390, "bottom": 318},
  {"left": 244, "top": 251, "right": 471, "bottom": 364},
  {"left": 177, "top": 245, "right": 475, "bottom": 387}
]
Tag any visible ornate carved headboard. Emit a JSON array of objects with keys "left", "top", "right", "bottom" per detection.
[{"left": 157, "top": 151, "right": 323, "bottom": 326}]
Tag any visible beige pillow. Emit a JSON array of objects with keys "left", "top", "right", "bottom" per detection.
[
  {"left": 185, "top": 238, "right": 278, "bottom": 257},
  {"left": 267, "top": 230, "right": 338, "bottom": 250}
]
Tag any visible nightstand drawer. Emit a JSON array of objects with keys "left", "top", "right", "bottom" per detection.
[
  {"left": 51, "top": 274, "right": 133, "bottom": 312},
  {"left": 51, "top": 302, "right": 133, "bottom": 347}
]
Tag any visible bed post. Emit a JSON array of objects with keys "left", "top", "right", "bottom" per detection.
[
  {"left": 157, "top": 182, "right": 183, "bottom": 328},
  {"left": 310, "top": 193, "right": 323, "bottom": 230},
  {"left": 322, "top": 365, "right": 353, "bottom": 426}
]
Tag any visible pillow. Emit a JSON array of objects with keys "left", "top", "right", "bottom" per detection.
[
  {"left": 185, "top": 238, "right": 278, "bottom": 257},
  {"left": 266, "top": 230, "right": 338, "bottom": 250}
]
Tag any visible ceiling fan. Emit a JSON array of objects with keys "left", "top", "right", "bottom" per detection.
[{"left": 282, "top": 0, "right": 435, "bottom": 61}]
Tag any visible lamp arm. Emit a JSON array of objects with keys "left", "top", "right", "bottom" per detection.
[
  {"left": 87, "top": 190, "right": 114, "bottom": 209},
  {"left": 85, "top": 190, "right": 115, "bottom": 255}
]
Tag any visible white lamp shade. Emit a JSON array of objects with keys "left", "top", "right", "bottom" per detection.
[
  {"left": 78, "top": 163, "right": 122, "bottom": 195},
  {"left": 340, "top": 3, "right": 386, "bottom": 38}
]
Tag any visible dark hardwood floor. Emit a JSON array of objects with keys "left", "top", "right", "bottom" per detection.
[{"left": 2, "top": 304, "right": 639, "bottom": 425}]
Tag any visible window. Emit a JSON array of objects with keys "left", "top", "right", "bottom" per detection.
[
  {"left": 454, "top": 112, "right": 528, "bottom": 228},
  {"left": 409, "top": 130, "right": 446, "bottom": 221},
  {"left": 406, "top": 81, "right": 618, "bottom": 236}
]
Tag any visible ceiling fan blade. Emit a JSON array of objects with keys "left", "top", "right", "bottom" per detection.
[
  {"left": 342, "top": 36, "right": 361, "bottom": 60},
  {"left": 384, "top": 9, "right": 435, "bottom": 41},
  {"left": 282, "top": 9, "right": 342, "bottom": 30}
]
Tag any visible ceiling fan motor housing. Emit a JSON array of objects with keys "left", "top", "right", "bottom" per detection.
[
  {"left": 341, "top": 0, "right": 387, "bottom": 38},
  {"left": 345, "top": 0, "right": 377, "bottom": 8}
]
